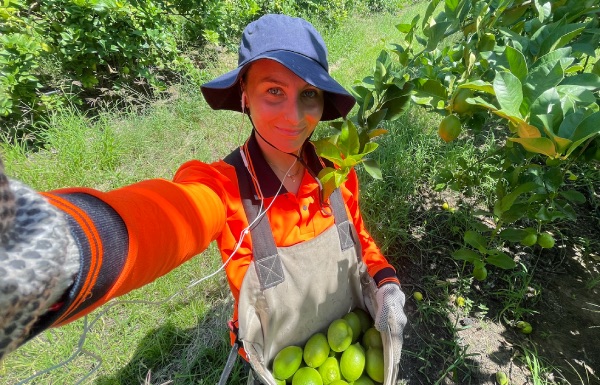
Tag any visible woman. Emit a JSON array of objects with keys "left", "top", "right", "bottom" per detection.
[{"left": 0, "top": 14, "right": 406, "bottom": 384}]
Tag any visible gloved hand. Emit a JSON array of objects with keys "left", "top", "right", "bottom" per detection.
[
  {"left": 0, "top": 160, "right": 79, "bottom": 360},
  {"left": 374, "top": 283, "right": 407, "bottom": 363}
]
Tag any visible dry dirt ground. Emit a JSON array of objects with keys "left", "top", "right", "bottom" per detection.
[{"left": 393, "top": 187, "right": 600, "bottom": 385}]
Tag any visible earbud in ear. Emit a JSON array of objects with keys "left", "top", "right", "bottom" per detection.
[{"left": 241, "top": 93, "right": 246, "bottom": 110}]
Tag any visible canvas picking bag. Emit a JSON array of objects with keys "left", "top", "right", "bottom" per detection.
[{"left": 224, "top": 149, "right": 399, "bottom": 385}]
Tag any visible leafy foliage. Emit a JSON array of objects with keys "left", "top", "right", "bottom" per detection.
[
  {"left": 317, "top": 0, "right": 600, "bottom": 277},
  {"left": 1, "top": 0, "right": 379, "bottom": 139},
  {"left": 0, "top": 0, "right": 184, "bottom": 130}
]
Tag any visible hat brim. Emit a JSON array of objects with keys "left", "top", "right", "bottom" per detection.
[{"left": 200, "top": 51, "right": 356, "bottom": 121}]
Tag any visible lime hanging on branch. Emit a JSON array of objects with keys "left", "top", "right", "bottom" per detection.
[{"left": 438, "top": 115, "right": 462, "bottom": 143}]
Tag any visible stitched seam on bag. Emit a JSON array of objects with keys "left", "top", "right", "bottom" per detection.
[{"left": 255, "top": 254, "right": 285, "bottom": 290}]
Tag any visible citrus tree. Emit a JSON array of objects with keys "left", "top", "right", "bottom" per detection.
[{"left": 315, "top": 0, "right": 600, "bottom": 279}]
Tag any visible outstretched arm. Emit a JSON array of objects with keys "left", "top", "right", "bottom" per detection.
[{"left": 0, "top": 159, "right": 228, "bottom": 360}]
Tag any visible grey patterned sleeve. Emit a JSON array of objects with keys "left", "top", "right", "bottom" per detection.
[{"left": 0, "top": 161, "right": 80, "bottom": 360}]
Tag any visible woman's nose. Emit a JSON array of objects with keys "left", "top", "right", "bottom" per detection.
[{"left": 284, "top": 96, "right": 303, "bottom": 125}]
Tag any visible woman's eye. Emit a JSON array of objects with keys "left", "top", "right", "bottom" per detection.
[
  {"left": 267, "top": 88, "right": 282, "bottom": 95},
  {"left": 303, "top": 90, "right": 318, "bottom": 98}
]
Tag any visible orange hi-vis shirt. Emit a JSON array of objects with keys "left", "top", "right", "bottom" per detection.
[{"left": 34, "top": 135, "right": 399, "bottom": 337}]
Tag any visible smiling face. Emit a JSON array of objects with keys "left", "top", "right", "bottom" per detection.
[{"left": 243, "top": 59, "right": 325, "bottom": 156}]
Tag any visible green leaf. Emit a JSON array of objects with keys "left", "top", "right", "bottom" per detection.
[
  {"left": 508, "top": 137, "right": 557, "bottom": 157},
  {"left": 328, "top": 121, "right": 343, "bottom": 131},
  {"left": 536, "top": 114, "right": 572, "bottom": 154},
  {"left": 486, "top": 251, "right": 517, "bottom": 269},
  {"left": 499, "top": 228, "right": 528, "bottom": 242},
  {"left": 452, "top": 248, "right": 480, "bottom": 263},
  {"left": 544, "top": 167, "right": 563, "bottom": 193},
  {"left": 531, "top": 47, "right": 574, "bottom": 73},
  {"left": 313, "top": 138, "right": 344, "bottom": 164},
  {"left": 424, "top": 21, "right": 453, "bottom": 52},
  {"left": 560, "top": 73, "right": 600, "bottom": 90},
  {"left": 367, "top": 128, "right": 388, "bottom": 139},
  {"left": 422, "top": 0, "right": 443, "bottom": 30},
  {"left": 493, "top": 71, "right": 523, "bottom": 116},
  {"left": 555, "top": 200, "right": 577, "bottom": 220},
  {"left": 494, "top": 182, "right": 538, "bottom": 216},
  {"left": 569, "top": 111, "right": 600, "bottom": 142},
  {"left": 534, "top": 0, "right": 552, "bottom": 23},
  {"left": 464, "top": 230, "right": 488, "bottom": 254},
  {"left": 366, "top": 108, "right": 388, "bottom": 130},
  {"left": 361, "top": 141, "right": 379, "bottom": 156},
  {"left": 468, "top": 96, "right": 498, "bottom": 111},
  {"left": 396, "top": 23, "right": 413, "bottom": 33},
  {"left": 523, "top": 62, "right": 564, "bottom": 113},
  {"left": 317, "top": 167, "right": 338, "bottom": 200},
  {"left": 362, "top": 158, "right": 382, "bottom": 179},
  {"left": 537, "top": 24, "right": 586, "bottom": 57},
  {"left": 558, "top": 111, "right": 586, "bottom": 138},
  {"left": 339, "top": 156, "right": 360, "bottom": 168},
  {"left": 411, "top": 78, "right": 448, "bottom": 108},
  {"left": 373, "top": 61, "right": 387, "bottom": 91},
  {"left": 501, "top": 203, "right": 529, "bottom": 224},
  {"left": 458, "top": 80, "right": 495, "bottom": 95},
  {"left": 559, "top": 190, "right": 586, "bottom": 204},
  {"left": 529, "top": 88, "right": 562, "bottom": 131},
  {"left": 556, "top": 85, "right": 597, "bottom": 115},
  {"left": 381, "top": 94, "right": 411, "bottom": 121},
  {"left": 505, "top": 45, "right": 528, "bottom": 82},
  {"left": 338, "top": 120, "right": 360, "bottom": 157}
]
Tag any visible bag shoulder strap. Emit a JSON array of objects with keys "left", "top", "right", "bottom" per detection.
[
  {"left": 223, "top": 148, "right": 355, "bottom": 291},
  {"left": 224, "top": 149, "right": 285, "bottom": 290}
]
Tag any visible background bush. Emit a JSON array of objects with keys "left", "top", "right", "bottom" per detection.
[{"left": 0, "top": 0, "right": 400, "bottom": 142}]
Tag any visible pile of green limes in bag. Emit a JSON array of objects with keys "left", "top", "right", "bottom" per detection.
[{"left": 270, "top": 308, "right": 385, "bottom": 385}]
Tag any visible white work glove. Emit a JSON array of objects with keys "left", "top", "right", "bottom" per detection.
[
  {"left": 374, "top": 283, "right": 407, "bottom": 364},
  {"left": 0, "top": 160, "right": 79, "bottom": 360}
]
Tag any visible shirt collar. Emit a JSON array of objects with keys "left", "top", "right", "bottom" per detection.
[{"left": 242, "top": 131, "right": 326, "bottom": 199}]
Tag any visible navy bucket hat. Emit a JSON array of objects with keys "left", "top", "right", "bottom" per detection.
[{"left": 200, "top": 14, "right": 356, "bottom": 121}]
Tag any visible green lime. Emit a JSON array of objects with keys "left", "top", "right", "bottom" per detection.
[
  {"left": 343, "top": 312, "right": 362, "bottom": 343},
  {"left": 361, "top": 328, "right": 383, "bottom": 350},
  {"left": 521, "top": 230, "right": 538, "bottom": 247},
  {"left": 365, "top": 348, "right": 384, "bottom": 383},
  {"left": 328, "top": 319, "right": 353, "bottom": 352},
  {"left": 292, "top": 367, "right": 323, "bottom": 385},
  {"left": 438, "top": 115, "right": 462, "bottom": 143},
  {"left": 496, "top": 371, "right": 508, "bottom": 385},
  {"left": 452, "top": 89, "right": 474, "bottom": 115},
  {"left": 318, "top": 356, "right": 341, "bottom": 385},
  {"left": 329, "top": 381, "right": 348, "bottom": 385},
  {"left": 537, "top": 233, "right": 555, "bottom": 249},
  {"left": 352, "top": 374, "right": 375, "bottom": 385},
  {"left": 516, "top": 321, "right": 532, "bottom": 334},
  {"left": 340, "top": 343, "right": 365, "bottom": 382},
  {"left": 273, "top": 345, "right": 303, "bottom": 380},
  {"left": 304, "top": 333, "right": 330, "bottom": 368},
  {"left": 353, "top": 308, "right": 373, "bottom": 333},
  {"left": 473, "top": 265, "right": 487, "bottom": 281}
]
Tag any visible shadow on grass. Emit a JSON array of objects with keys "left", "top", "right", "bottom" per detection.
[
  {"left": 390, "top": 192, "right": 600, "bottom": 385},
  {"left": 94, "top": 298, "right": 249, "bottom": 385}
]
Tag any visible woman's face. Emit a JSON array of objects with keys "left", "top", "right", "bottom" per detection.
[{"left": 243, "top": 59, "right": 324, "bottom": 154}]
